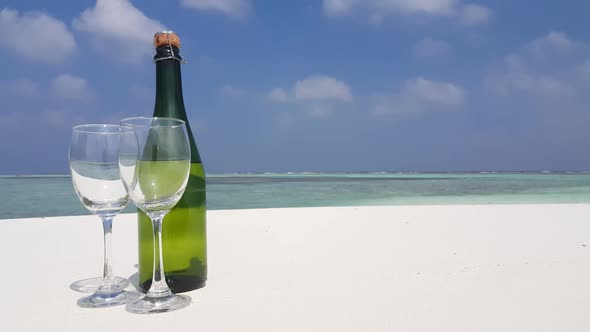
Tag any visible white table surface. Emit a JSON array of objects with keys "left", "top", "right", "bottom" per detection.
[{"left": 2, "top": 205, "right": 590, "bottom": 331}]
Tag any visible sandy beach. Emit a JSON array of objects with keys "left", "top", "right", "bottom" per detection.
[{"left": 2, "top": 204, "right": 590, "bottom": 331}]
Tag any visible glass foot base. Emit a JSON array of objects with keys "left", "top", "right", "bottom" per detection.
[
  {"left": 126, "top": 294, "right": 191, "bottom": 314},
  {"left": 78, "top": 290, "right": 140, "bottom": 308},
  {"left": 70, "top": 276, "right": 130, "bottom": 293}
]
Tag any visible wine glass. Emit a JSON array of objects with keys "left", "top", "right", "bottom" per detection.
[
  {"left": 118, "top": 117, "right": 192, "bottom": 314},
  {"left": 69, "top": 124, "right": 139, "bottom": 308}
]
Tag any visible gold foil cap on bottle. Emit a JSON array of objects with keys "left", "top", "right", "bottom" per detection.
[
  {"left": 153, "top": 30, "right": 184, "bottom": 63},
  {"left": 154, "top": 31, "right": 181, "bottom": 48}
]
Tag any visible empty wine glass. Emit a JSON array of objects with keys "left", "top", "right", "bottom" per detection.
[
  {"left": 118, "top": 117, "right": 192, "bottom": 314},
  {"left": 69, "top": 124, "right": 139, "bottom": 308}
]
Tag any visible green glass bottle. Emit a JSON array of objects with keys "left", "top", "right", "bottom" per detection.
[{"left": 137, "top": 31, "right": 207, "bottom": 293}]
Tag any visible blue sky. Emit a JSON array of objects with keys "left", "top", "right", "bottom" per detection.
[{"left": 1, "top": 0, "right": 590, "bottom": 174}]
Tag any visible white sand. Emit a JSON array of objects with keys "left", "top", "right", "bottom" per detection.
[{"left": 2, "top": 204, "right": 590, "bottom": 331}]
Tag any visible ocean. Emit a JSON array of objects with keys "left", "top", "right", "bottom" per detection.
[{"left": 2, "top": 173, "right": 590, "bottom": 219}]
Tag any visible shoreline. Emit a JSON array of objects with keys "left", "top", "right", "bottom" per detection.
[
  {"left": 3, "top": 202, "right": 590, "bottom": 221},
  {"left": 3, "top": 171, "right": 590, "bottom": 177},
  {"left": 4, "top": 173, "right": 590, "bottom": 219}
]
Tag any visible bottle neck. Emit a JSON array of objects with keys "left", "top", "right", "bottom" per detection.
[
  {"left": 154, "top": 59, "right": 187, "bottom": 120},
  {"left": 153, "top": 46, "right": 202, "bottom": 163}
]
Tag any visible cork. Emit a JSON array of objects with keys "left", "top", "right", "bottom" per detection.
[{"left": 154, "top": 31, "right": 181, "bottom": 48}]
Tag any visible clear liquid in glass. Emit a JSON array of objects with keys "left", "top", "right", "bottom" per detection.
[{"left": 70, "top": 161, "right": 129, "bottom": 217}]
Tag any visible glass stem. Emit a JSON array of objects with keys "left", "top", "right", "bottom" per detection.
[
  {"left": 102, "top": 217, "right": 114, "bottom": 282},
  {"left": 97, "top": 216, "right": 118, "bottom": 295},
  {"left": 147, "top": 213, "right": 173, "bottom": 298}
]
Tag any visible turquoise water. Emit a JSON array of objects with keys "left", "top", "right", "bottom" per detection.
[{"left": 2, "top": 173, "right": 590, "bottom": 219}]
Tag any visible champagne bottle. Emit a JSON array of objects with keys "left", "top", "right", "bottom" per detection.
[{"left": 137, "top": 31, "right": 207, "bottom": 293}]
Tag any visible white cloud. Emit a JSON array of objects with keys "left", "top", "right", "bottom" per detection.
[
  {"left": 460, "top": 4, "right": 492, "bottom": 25},
  {"left": 401, "top": 77, "right": 464, "bottom": 106},
  {"left": 476, "top": 32, "right": 590, "bottom": 160},
  {"left": 294, "top": 76, "right": 353, "bottom": 102},
  {"left": 501, "top": 31, "right": 580, "bottom": 73},
  {"left": 52, "top": 74, "right": 92, "bottom": 101},
  {"left": 374, "top": 77, "right": 465, "bottom": 115},
  {"left": 413, "top": 37, "right": 451, "bottom": 57},
  {"left": 180, "top": 0, "right": 251, "bottom": 18},
  {"left": 324, "top": 0, "right": 457, "bottom": 17},
  {"left": 73, "top": 0, "right": 165, "bottom": 63},
  {"left": 323, "top": 0, "right": 354, "bottom": 16},
  {"left": 540, "top": 31, "right": 573, "bottom": 50},
  {"left": 265, "top": 76, "right": 352, "bottom": 117},
  {"left": 486, "top": 70, "right": 575, "bottom": 99},
  {"left": 323, "top": 0, "right": 492, "bottom": 25},
  {"left": 268, "top": 75, "right": 353, "bottom": 103},
  {"left": 485, "top": 32, "right": 585, "bottom": 101},
  {"left": 0, "top": 8, "right": 76, "bottom": 63},
  {"left": 526, "top": 31, "right": 574, "bottom": 58},
  {"left": 267, "top": 88, "right": 289, "bottom": 102}
]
